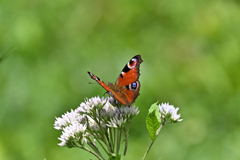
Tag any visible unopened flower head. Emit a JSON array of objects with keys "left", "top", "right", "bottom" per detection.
[
  {"left": 159, "top": 103, "right": 183, "bottom": 122},
  {"left": 107, "top": 117, "right": 126, "bottom": 128},
  {"left": 111, "top": 106, "right": 139, "bottom": 118},
  {"left": 87, "top": 116, "right": 105, "bottom": 131},
  {"left": 120, "top": 105, "right": 140, "bottom": 118},
  {"left": 105, "top": 106, "right": 139, "bottom": 128},
  {"left": 100, "top": 101, "right": 115, "bottom": 118}
]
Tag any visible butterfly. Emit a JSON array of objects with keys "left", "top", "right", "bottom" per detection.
[{"left": 88, "top": 55, "right": 143, "bottom": 106}]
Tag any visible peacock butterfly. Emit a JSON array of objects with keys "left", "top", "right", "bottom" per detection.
[{"left": 88, "top": 55, "right": 143, "bottom": 106}]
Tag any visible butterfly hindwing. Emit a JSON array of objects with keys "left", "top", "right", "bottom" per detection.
[{"left": 108, "top": 80, "right": 140, "bottom": 106}]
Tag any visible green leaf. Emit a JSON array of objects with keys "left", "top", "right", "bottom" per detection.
[
  {"left": 148, "top": 102, "right": 161, "bottom": 123},
  {"left": 146, "top": 111, "right": 161, "bottom": 141},
  {"left": 148, "top": 102, "right": 159, "bottom": 113}
]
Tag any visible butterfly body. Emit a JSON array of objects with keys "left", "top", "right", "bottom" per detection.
[{"left": 88, "top": 55, "right": 143, "bottom": 106}]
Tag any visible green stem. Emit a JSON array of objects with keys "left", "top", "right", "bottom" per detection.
[
  {"left": 96, "top": 113, "right": 113, "bottom": 154},
  {"left": 93, "top": 111, "right": 112, "bottom": 155},
  {"left": 87, "top": 128, "right": 108, "bottom": 155},
  {"left": 141, "top": 140, "right": 153, "bottom": 160},
  {"left": 122, "top": 120, "right": 131, "bottom": 160},
  {"left": 94, "top": 135, "right": 109, "bottom": 155},
  {"left": 83, "top": 145, "right": 104, "bottom": 160},
  {"left": 113, "top": 129, "right": 116, "bottom": 150},
  {"left": 105, "top": 131, "right": 114, "bottom": 153},
  {"left": 142, "top": 123, "right": 164, "bottom": 160},
  {"left": 75, "top": 143, "right": 104, "bottom": 160},
  {"left": 87, "top": 139, "right": 103, "bottom": 158},
  {"left": 116, "top": 129, "right": 121, "bottom": 155},
  {"left": 121, "top": 127, "right": 128, "bottom": 160},
  {"left": 109, "top": 128, "right": 115, "bottom": 151}
]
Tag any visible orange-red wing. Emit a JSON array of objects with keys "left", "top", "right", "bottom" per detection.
[
  {"left": 123, "top": 81, "right": 140, "bottom": 106},
  {"left": 116, "top": 55, "right": 143, "bottom": 87},
  {"left": 88, "top": 55, "right": 143, "bottom": 106},
  {"left": 109, "top": 80, "right": 141, "bottom": 106},
  {"left": 87, "top": 71, "right": 111, "bottom": 92}
]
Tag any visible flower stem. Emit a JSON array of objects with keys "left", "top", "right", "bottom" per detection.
[
  {"left": 96, "top": 110, "right": 114, "bottom": 154},
  {"left": 105, "top": 131, "right": 114, "bottom": 153},
  {"left": 87, "top": 139, "right": 103, "bottom": 158},
  {"left": 83, "top": 145, "right": 104, "bottom": 160},
  {"left": 94, "top": 136, "right": 109, "bottom": 155},
  {"left": 113, "top": 129, "right": 116, "bottom": 150},
  {"left": 142, "top": 123, "right": 164, "bottom": 160},
  {"left": 75, "top": 143, "right": 104, "bottom": 160},
  {"left": 109, "top": 128, "right": 115, "bottom": 151},
  {"left": 116, "top": 129, "right": 121, "bottom": 155},
  {"left": 121, "top": 127, "right": 128, "bottom": 160},
  {"left": 87, "top": 128, "right": 108, "bottom": 155},
  {"left": 122, "top": 120, "right": 131, "bottom": 159}
]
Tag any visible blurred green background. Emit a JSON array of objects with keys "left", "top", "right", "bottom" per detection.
[{"left": 1, "top": 0, "right": 240, "bottom": 159}]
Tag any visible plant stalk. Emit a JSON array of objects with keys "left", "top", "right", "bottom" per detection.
[{"left": 142, "top": 123, "right": 163, "bottom": 160}]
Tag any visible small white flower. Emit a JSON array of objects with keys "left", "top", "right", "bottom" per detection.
[
  {"left": 170, "top": 107, "right": 183, "bottom": 122},
  {"left": 81, "top": 133, "right": 88, "bottom": 144},
  {"left": 58, "top": 125, "right": 74, "bottom": 147},
  {"left": 159, "top": 103, "right": 183, "bottom": 122},
  {"left": 87, "top": 116, "right": 100, "bottom": 131},
  {"left": 113, "top": 106, "right": 140, "bottom": 119},
  {"left": 88, "top": 96, "right": 108, "bottom": 106},
  {"left": 58, "top": 122, "right": 87, "bottom": 147},
  {"left": 76, "top": 102, "right": 91, "bottom": 113},
  {"left": 76, "top": 96, "right": 109, "bottom": 114},
  {"left": 71, "top": 121, "right": 87, "bottom": 136},
  {"left": 100, "top": 101, "right": 115, "bottom": 117},
  {"left": 107, "top": 117, "right": 126, "bottom": 128},
  {"left": 58, "top": 134, "right": 68, "bottom": 147},
  {"left": 124, "top": 106, "right": 140, "bottom": 118},
  {"left": 159, "top": 103, "right": 174, "bottom": 117},
  {"left": 54, "top": 109, "right": 80, "bottom": 130}
]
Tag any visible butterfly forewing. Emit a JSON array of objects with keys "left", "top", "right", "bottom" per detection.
[
  {"left": 115, "top": 55, "right": 143, "bottom": 87},
  {"left": 87, "top": 71, "right": 111, "bottom": 92}
]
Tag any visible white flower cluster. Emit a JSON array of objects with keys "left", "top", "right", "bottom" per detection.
[
  {"left": 54, "top": 96, "right": 139, "bottom": 148},
  {"left": 54, "top": 109, "right": 87, "bottom": 147},
  {"left": 159, "top": 103, "right": 183, "bottom": 123}
]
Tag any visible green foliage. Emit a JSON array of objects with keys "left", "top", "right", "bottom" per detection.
[
  {"left": 146, "top": 102, "right": 161, "bottom": 141},
  {"left": 1, "top": 0, "right": 240, "bottom": 160},
  {"left": 148, "top": 102, "right": 161, "bottom": 123},
  {"left": 146, "top": 111, "right": 160, "bottom": 141}
]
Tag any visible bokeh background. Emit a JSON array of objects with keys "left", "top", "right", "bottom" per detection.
[{"left": 1, "top": 0, "right": 240, "bottom": 159}]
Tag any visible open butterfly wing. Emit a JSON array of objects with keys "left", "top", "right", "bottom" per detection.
[
  {"left": 88, "top": 55, "right": 143, "bottom": 106},
  {"left": 109, "top": 81, "right": 141, "bottom": 106},
  {"left": 87, "top": 71, "right": 111, "bottom": 92},
  {"left": 122, "top": 81, "right": 141, "bottom": 106},
  {"left": 115, "top": 55, "right": 143, "bottom": 87}
]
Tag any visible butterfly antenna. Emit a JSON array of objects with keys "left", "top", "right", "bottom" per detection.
[
  {"left": 103, "top": 92, "right": 108, "bottom": 96},
  {"left": 88, "top": 82, "right": 98, "bottom": 84}
]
